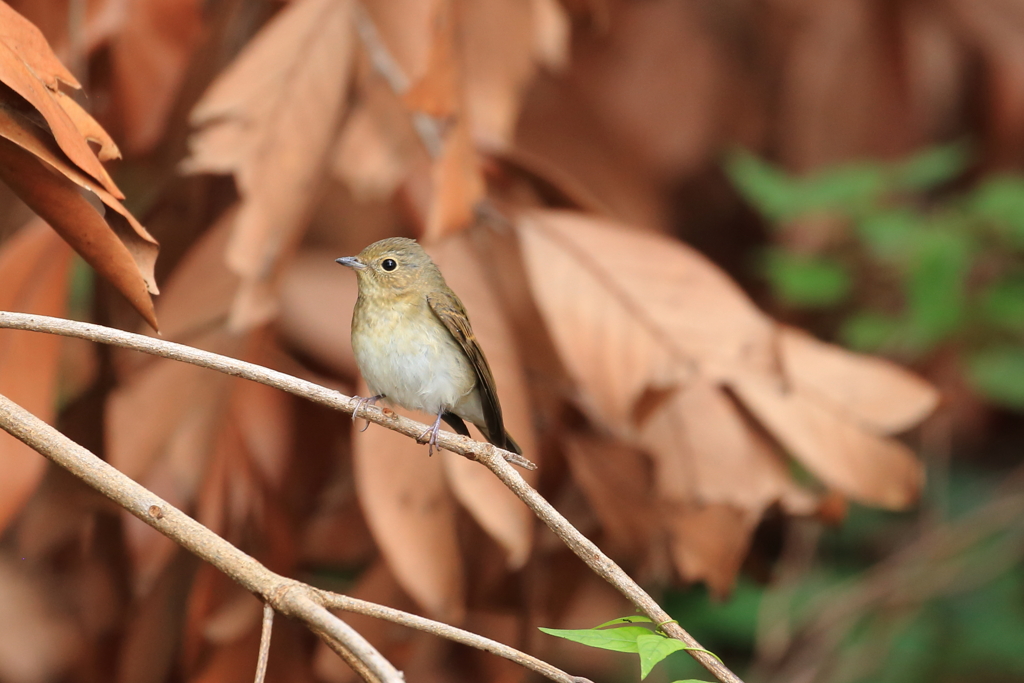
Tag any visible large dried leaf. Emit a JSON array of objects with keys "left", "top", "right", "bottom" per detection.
[
  {"left": 0, "top": 101, "right": 157, "bottom": 274},
  {"left": 184, "top": 0, "right": 355, "bottom": 331},
  {"left": 0, "top": 4, "right": 120, "bottom": 196},
  {"left": 353, "top": 396, "right": 465, "bottom": 622},
  {"left": 519, "top": 209, "right": 927, "bottom": 517},
  {"left": 0, "top": 219, "right": 71, "bottom": 534},
  {"left": 729, "top": 374, "right": 923, "bottom": 509},
  {"left": 0, "top": 1, "right": 80, "bottom": 89},
  {"left": 518, "top": 209, "right": 774, "bottom": 431},
  {"left": 0, "top": 131, "right": 158, "bottom": 328},
  {"left": 562, "top": 435, "right": 656, "bottom": 559},
  {"left": 639, "top": 378, "right": 814, "bottom": 514},
  {"left": 665, "top": 503, "right": 758, "bottom": 599},
  {"left": 780, "top": 326, "right": 939, "bottom": 435},
  {"left": 51, "top": 89, "right": 121, "bottom": 161},
  {"left": 428, "top": 232, "right": 536, "bottom": 568}
]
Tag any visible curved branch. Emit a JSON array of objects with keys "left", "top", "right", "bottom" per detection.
[
  {"left": 318, "top": 590, "right": 592, "bottom": 683},
  {"left": 0, "top": 311, "right": 744, "bottom": 683},
  {"left": 0, "top": 390, "right": 400, "bottom": 683}
]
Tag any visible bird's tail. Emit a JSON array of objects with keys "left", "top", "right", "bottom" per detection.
[{"left": 502, "top": 431, "right": 522, "bottom": 455}]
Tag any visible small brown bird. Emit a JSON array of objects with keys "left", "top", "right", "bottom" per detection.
[{"left": 336, "top": 237, "right": 521, "bottom": 456}]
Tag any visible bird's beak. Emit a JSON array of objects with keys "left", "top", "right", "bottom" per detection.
[{"left": 335, "top": 256, "right": 366, "bottom": 270}]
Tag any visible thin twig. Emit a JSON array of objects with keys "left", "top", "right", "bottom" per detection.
[
  {"left": 255, "top": 603, "right": 274, "bottom": 683},
  {"left": 0, "top": 389, "right": 402, "bottom": 683},
  {"left": 318, "top": 590, "right": 592, "bottom": 683},
  {"left": 0, "top": 311, "right": 744, "bottom": 683},
  {"left": 0, "top": 313, "right": 534, "bottom": 470}
]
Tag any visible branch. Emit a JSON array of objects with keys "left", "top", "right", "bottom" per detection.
[
  {"left": 0, "top": 311, "right": 744, "bottom": 683},
  {"left": 318, "top": 590, "right": 592, "bottom": 683},
  {"left": 0, "top": 389, "right": 401, "bottom": 683},
  {"left": 255, "top": 604, "right": 274, "bottom": 683}
]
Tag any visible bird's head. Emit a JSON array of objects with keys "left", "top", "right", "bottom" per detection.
[{"left": 336, "top": 237, "right": 442, "bottom": 299}]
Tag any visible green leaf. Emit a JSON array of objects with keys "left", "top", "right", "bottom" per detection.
[
  {"left": 594, "top": 616, "right": 654, "bottom": 629},
  {"left": 637, "top": 633, "right": 691, "bottom": 679},
  {"left": 840, "top": 311, "right": 902, "bottom": 353},
  {"left": 967, "top": 347, "right": 1024, "bottom": 410},
  {"left": 538, "top": 626, "right": 651, "bottom": 653},
  {"left": 635, "top": 634, "right": 723, "bottom": 680},
  {"left": 967, "top": 175, "right": 1024, "bottom": 246},
  {"left": 725, "top": 149, "right": 803, "bottom": 221},
  {"left": 857, "top": 209, "right": 924, "bottom": 260},
  {"left": 893, "top": 142, "right": 970, "bottom": 191},
  {"left": 800, "top": 163, "right": 886, "bottom": 214},
  {"left": 763, "top": 249, "right": 851, "bottom": 308},
  {"left": 980, "top": 276, "right": 1024, "bottom": 333},
  {"left": 905, "top": 231, "right": 969, "bottom": 350}
]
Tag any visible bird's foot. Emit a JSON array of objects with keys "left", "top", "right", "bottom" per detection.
[
  {"left": 352, "top": 394, "right": 384, "bottom": 432},
  {"left": 417, "top": 411, "right": 445, "bottom": 456}
]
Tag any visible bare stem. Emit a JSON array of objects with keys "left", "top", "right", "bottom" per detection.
[
  {"left": 255, "top": 603, "right": 274, "bottom": 683},
  {"left": 318, "top": 590, "right": 592, "bottom": 683},
  {"left": 0, "top": 388, "right": 401, "bottom": 683},
  {"left": 0, "top": 311, "right": 744, "bottom": 683}
]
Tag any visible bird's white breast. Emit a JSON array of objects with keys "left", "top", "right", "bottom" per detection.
[{"left": 351, "top": 295, "right": 476, "bottom": 415}]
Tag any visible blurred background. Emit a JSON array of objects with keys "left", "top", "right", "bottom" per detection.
[{"left": 1, "top": 1, "right": 1024, "bottom": 682}]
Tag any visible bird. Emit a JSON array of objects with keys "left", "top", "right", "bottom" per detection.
[{"left": 336, "top": 237, "right": 522, "bottom": 457}]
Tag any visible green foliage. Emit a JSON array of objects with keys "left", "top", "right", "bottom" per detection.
[
  {"left": 761, "top": 250, "right": 851, "bottom": 308},
  {"left": 966, "top": 346, "right": 1024, "bottom": 409},
  {"left": 727, "top": 143, "right": 1024, "bottom": 408},
  {"left": 539, "top": 617, "right": 716, "bottom": 681}
]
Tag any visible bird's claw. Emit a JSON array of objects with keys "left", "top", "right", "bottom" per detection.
[
  {"left": 418, "top": 412, "right": 444, "bottom": 456},
  {"left": 352, "top": 395, "right": 383, "bottom": 432}
]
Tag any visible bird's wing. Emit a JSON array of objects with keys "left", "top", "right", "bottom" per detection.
[{"left": 426, "top": 290, "right": 514, "bottom": 453}]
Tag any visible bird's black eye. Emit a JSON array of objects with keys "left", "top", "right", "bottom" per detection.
[{"left": 381, "top": 258, "right": 398, "bottom": 272}]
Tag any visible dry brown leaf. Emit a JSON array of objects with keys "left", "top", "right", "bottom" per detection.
[
  {"left": 0, "top": 5, "right": 121, "bottom": 196},
  {"left": 332, "top": 92, "right": 420, "bottom": 201},
  {"left": 780, "top": 326, "right": 939, "bottom": 435},
  {"left": 422, "top": 117, "right": 485, "bottom": 240},
  {"left": 105, "top": 0, "right": 204, "bottom": 154},
  {"left": 639, "top": 378, "right": 815, "bottom": 514},
  {"left": 730, "top": 374, "right": 923, "bottom": 509},
  {"left": 518, "top": 209, "right": 774, "bottom": 432},
  {"left": 402, "top": 0, "right": 459, "bottom": 120},
  {"left": 278, "top": 249, "right": 359, "bottom": 379},
  {"left": 0, "top": 219, "right": 71, "bottom": 534},
  {"left": 183, "top": 0, "right": 355, "bottom": 331},
  {"left": 0, "top": 130, "right": 158, "bottom": 328},
  {"left": 459, "top": 0, "right": 567, "bottom": 148},
  {"left": 353, "top": 392, "right": 466, "bottom": 622},
  {"left": 0, "top": 101, "right": 159, "bottom": 273},
  {"left": 427, "top": 233, "right": 536, "bottom": 567},
  {"left": 519, "top": 208, "right": 927, "bottom": 530},
  {"left": 362, "top": 0, "right": 443, "bottom": 85},
  {"left": 52, "top": 89, "right": 121, "bottom": 161},
  {"left": 561, "top": 435, "right": 656, "bottom": 559},
  {"left": 0, "top": 1, "right": 80, "bottom": 89},
  {"left": 665, "top": 503, "right": 758, "bottom": 599}
]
